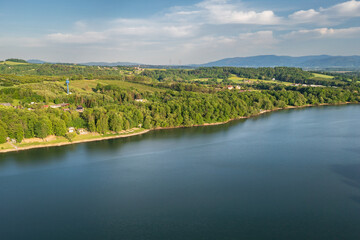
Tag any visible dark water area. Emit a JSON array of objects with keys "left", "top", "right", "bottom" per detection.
[{"left": 1, "top": 105, "right": 360, "bottom": 240}]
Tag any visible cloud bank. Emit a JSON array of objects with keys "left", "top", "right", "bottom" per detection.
[{"left": 1, "top": 0, "right": 360, "bottom": 64}]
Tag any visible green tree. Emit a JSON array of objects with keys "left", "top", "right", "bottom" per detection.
[
  {"left": 35, "top": 117, "right": 52, "bottom": 138},
  {"left": 53, "top": 118, "right": 67, "bottom": 136},
  {"left": 96, "top": 115, "right": 109, "bottom": 134},
  {"left": 143, "top": 117, "right": 152, "bottom": 129},
  {"left": 35, "top": 121, "right": 49, "bottom": 138},
  {"left": 88, "top": 115, "right": 96, "bottom": 132},
  {"left": 109, "top": 112, "right": 123, "bottom": 132},
  {"left": 14, "top": 124, "right": 24, "bottom": 143},
  {"left": 0, "top": 125, "right": 7, "bottom": 144}
]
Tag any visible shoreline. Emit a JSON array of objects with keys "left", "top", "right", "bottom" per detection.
[{"left": 0, "top": 102, "right": 358, "bottom": 154}]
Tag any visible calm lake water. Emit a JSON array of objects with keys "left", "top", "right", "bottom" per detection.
[{"left": 1, "top": 105, "right": 360, "bottom": 240}]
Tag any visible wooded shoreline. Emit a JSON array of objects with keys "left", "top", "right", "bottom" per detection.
[{"left": 0, "top": 102, "right": 357, "bottom": 154}]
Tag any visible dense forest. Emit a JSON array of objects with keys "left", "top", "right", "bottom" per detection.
[{"left": 0, "top": 62, "right": 359, "bottom": 144}]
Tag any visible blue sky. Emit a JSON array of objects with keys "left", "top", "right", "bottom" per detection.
[{"left": 1, "top": 0, "right": 360, "bottom": 64}]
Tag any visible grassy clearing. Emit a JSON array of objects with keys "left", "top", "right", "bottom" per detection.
[
  {"left": 65, "top": 79, "right": 163, "bottom": 93},
  {"left": 311, "top": 73, "right": 334, "bottom": 79},
  {"left": 0, "top": 61, "right": 29, "bottom": 65},
  {"left": 98, "top": 80, "right": 164, "bottom": 92},
  {"left": 228, "top": 75, "right": 292, "bottom": 86},
  {"left": 10, "top": 79, "right": 164, "bottom": 96},
  {"left": 66, "top": 80, "right": 98, "bottom": 93},
  {"left": 17, "top": 136, "right": 69, "bottom": 147},
  {"left": 0, "top": 143, "right": 16, "bottom": 150}
]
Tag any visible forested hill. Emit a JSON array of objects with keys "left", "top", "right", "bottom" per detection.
[
  {"left": 201, "top": 55, "right": 360, "bottom": 69},
  {"left": 0, "top": 63, "right": 359, "bottom": 148}
]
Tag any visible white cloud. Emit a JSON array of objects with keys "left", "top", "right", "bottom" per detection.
[
  {"left": 47, "top": 32, "right": 107, "bottom": 44},
  {"left": 197, "top": 0, "right": 282, "bottom": 25},
  {"left": 289, "top": 9, "right": 321, "bottom": 23},
  {"left": 284, "top": 27, "right": 360, "bottom": 39},
  {"left": 44, "top": 0, "right": 283, "bottom": 46},
  {"left": 325, "top": 0, "right": 360, "bottom": 17},
  {"left": 289, "top": 0, "right": 360, "bottom": 24}
]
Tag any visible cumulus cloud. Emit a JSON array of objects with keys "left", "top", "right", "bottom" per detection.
[
  {"left": 289, "top": 0, "right": 360, "bottom": 24},
  {"left": 325, "top": 0, "right": 360, "bottom": 17},
  {"left": 197, "top": 0, "right": 282, "bottom": 25}
]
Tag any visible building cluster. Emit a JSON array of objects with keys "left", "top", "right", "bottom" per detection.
[
  {"left": 292, "top": 84, "right": 325, "bottom": 88},
  {"left": 226, "top": 85, "right": 241, "bottom": 90},
  {"left": 68, "top": 127, "right": 88, "bottom": 134},
  {"left": 134, "top": 66, "right": 144, "bottom": 71},
  {"left": 135, "top": 99, "right": 147, "bottom": 103}
]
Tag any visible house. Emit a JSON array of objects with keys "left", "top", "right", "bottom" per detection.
[
  {"left": 77, "top": 128, "right": 88, "bottom": 135},
  {"left": 135, "top": 99, "right": 147, "bottom": 103},
  {"left": 43, "top": 105, "right": 49, "bottom": 108},
  {"left": 272, "top": 78, "right": 276, "bottom": 81},
  {"left": 68, "top": 127, "right": 75, "bottom": 133},
  {"left": 50, "top": 104, "right": 62, "bottom": 108},
  {"left": 227, "top": 85, "right": 234, "bottom": 90},
  {"left": 0, "top": 103, "right": 12, "bottom": 107},
  {"left": 76, "top": 106, "right": 84, "bottom": 112},
  {"left": 235, "top": 86, "right": 241, "bottom": 90}
]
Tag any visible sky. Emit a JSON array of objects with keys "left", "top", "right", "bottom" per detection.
[{"left": 1, "top": 0, "right": 360, "bottom": 64}]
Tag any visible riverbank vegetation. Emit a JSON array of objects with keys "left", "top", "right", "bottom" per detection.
[{"left": 0, "top": 61, "right": 359, "bottom": 149}]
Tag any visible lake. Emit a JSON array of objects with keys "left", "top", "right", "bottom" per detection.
[{"left": 1, "top": 105, "right": 360, "bottom": 240}]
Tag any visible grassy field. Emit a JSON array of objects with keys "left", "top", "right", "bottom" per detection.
[
  {"left": 228, "top": 75, "right": 293, "bottom": 85},
  {"left": 0, "top": 143, "right": 16, "bottom": 151},
  {"left": 3, "top": 79, "right": 164, "bottom": 96},
  {"left": 0, "top": 61, "right": 29, "bottom": 65},
  {"left": 98, "top": 80, "right": 163, "bottom": 92},
  {"left": 311, "top": 73, "right": 334, "bottom": 79},
  {"left": 18, "top": 136, "right": 69, "bottom": 148}
]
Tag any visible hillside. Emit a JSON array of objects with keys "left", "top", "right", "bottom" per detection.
[{"left": 0, "top": 63, "right": 359, "bottom": 151}]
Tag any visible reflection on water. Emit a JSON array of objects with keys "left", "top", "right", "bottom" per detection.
[
  {"left": 0, "top": 146, "right": 68, "bottom": 166},
  {"left": 331, "top": 164, "right": 360, "bottom": 204}
]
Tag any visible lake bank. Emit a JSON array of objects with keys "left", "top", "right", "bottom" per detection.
[{"left": 0, "top": 102, "right": 358, "bottom": 153}]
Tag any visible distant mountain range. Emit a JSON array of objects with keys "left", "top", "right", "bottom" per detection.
[
  {"left": 27, "top": 60, "right": 140, "bottom": 66},
  {"left": 27, "top": 55, "right": 360, "bottom": 69},
  {"left": 201, "top": 55, "right": 360, "bottom": 68}
]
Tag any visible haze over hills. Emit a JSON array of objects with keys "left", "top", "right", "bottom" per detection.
[
  {"left": 26, "top": 55, "right": 360, "bottom": 69},
  {"left": 27, "top": 59, "right": 140, "bottom": 66},
  {"left": 201, "top": 55, "right": 360, "bottom": 68}
]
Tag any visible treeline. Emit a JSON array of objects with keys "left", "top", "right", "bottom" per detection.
[
  {"left": 141, "top": 67, "right": 314, "bottom": 82},
  {"left": 0, "top": 63, "right": 124, "bottom": 77},
  {"left": 5, "top": 58, "right": 28, "bottom": 63},
  {"left": 0, "top": 86, "right": 359, "bottom": 143}
]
